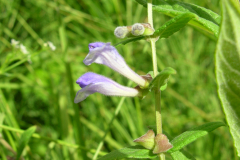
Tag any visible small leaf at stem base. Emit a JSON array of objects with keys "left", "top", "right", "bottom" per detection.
[
  {"left": 153, "top": 134, "right": 173, "bottom": 154},
  {"left": 133, "top": 130, "right": 155, "bottom": 149}
]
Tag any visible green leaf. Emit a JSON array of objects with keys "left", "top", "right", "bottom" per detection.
[
  {"left": 153, "top": 13, "right": 195, "bottom": 38},
  {"left": 97, "top": 145, "right": 157, "bottom": 160},
  {"left": 160, "top": 83, "right": 167, "bottom": 91},
  {"left": 114, "top": 36, "right": 144, "bottom": 47},
  {"left": 168, "top": 122, "right": 225, "bottom": 153},
  {"left": 149, "top": 67, "right": 176, "bottom": 91},
  {"left": 170, "top": 150, "right": 196, "bottom": 160},
  {"left": 215, "top": 0, "right": 240, "bottom": 156},
  {"left": 135, "top": 0, "right": 220, "bottom": 38},
  {"left": 0, "top": 113, "right": 5, "bottom": 133},
  {"left": 16, "top": 126, "right": 37, "bottom": 160}
]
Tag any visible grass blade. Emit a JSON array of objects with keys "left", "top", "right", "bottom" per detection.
[{"left": 16, "top": 126, "right": 36, "bottom": 160}]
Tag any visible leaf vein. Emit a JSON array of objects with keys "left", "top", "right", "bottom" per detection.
[{"left": 219, "top": 50, "right": 240, "bottom": 76}]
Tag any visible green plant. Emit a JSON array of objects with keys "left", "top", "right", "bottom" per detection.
[{"left": 0, "top": 0, "right": 239, "bottom": 159}]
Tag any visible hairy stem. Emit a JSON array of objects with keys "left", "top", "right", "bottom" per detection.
[{"left": 148, "top": 0, "right": 165, "bottom": 160}]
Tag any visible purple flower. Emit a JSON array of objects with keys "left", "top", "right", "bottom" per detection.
[
  {"left": 74, "top": 72, "right": 140, "bottom": 103},
  {"left": 83, "top": 42, "right": 147, "bottom": 87},
  {"left": 88, "top": 42, "right": 105, "bottom": 51}
]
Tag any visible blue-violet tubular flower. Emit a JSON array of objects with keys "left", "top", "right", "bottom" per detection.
[
  {"left": 74, "top": 72, "right": 140, "bottom": 103},
  {"left": 84, "top": 42, "right": 147, "bottom": 87}
]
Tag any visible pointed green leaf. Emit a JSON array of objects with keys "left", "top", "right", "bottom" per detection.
[
  {"left": 160, "top": 83, "right": 167, "bottom": 91},
  {"left": 149, "top": 67, "right": 176, "bottom": 91},
  {"left": 167, "top": 122, "right": 225, "bottom": 153},
  {"left": 135, "top": 0, "right": 220, "bottom": 38},
  {"left": 215, "top": 0, "right": 240, "bottom": 156},
  {"left": 114, "top": 36, "right": 144, "bottom": 47},
  {"left": 16, "top": 126, "right": 36, "bottom": 160},
  {"left": 170, "top": 150, "right": 196, "bottom": 160},
  {"left": 97, "top": 145, "right": 157, "bottom": 160},
  {"left": 153, "top": 13, "right": 195, "bottom": 38}
]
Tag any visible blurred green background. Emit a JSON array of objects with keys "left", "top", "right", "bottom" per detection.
[{"left": 0, "top": 0, "right": 237, "bottom": 159}]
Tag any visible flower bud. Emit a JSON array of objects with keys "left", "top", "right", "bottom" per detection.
[
  {"left": 132, "top": 23, "right": 155, "bottom": 36},
  {"left": 153, "top": 134, "right": 173, "bottom": 154},
  {"left": 131, "top": 23, "right": 145, "bottom": 36},
  {"left": 141, "top": 23, "right": 155, "bottom": 36},
  {"left": 133, "top": 130, "right": 155, "bottom": 150},
  {"left": 114, "top": 26, "right": 131, "bottom": 39}
]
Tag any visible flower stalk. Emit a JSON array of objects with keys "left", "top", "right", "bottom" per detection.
[{"left": 148, "top": 0, "right": 165, "bottom": 159}]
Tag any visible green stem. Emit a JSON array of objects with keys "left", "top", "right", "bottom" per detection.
[
  {"left": 150, "top": 40, "right": 158, "bottom": 77},
  {"left": 154, "top": 89, "right": 162, "bottom": 134},
  {"left": 148, "top": 1, "right": 165, "bottom": 160}
]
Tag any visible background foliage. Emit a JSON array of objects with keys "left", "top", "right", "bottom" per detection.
[{"left": 0, "top": 0, "right": 237, "bottom": 159}]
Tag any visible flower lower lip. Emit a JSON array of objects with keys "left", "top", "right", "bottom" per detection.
[{"left": 74, "top": 72, "right": 139, "bottom": 103}]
